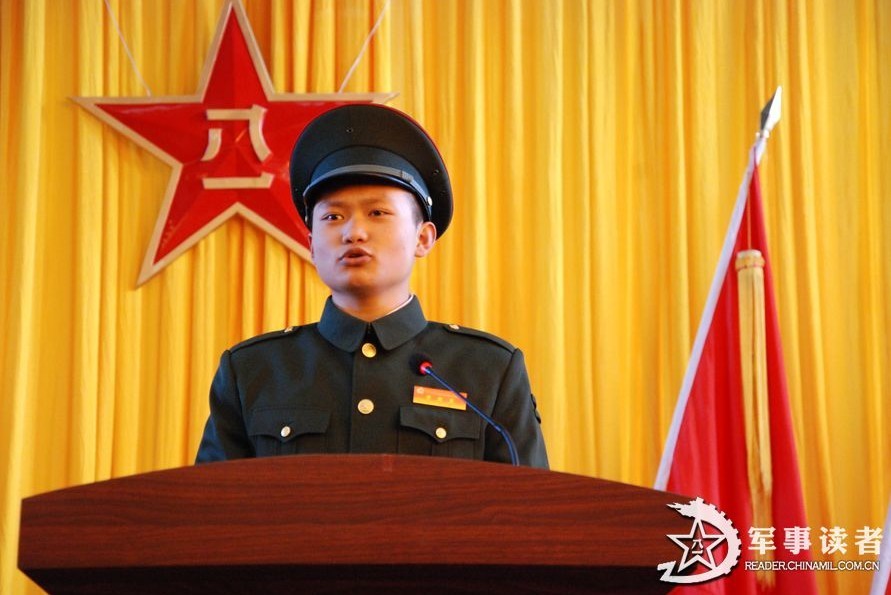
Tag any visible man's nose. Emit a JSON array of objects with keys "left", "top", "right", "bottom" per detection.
[{"left": 342, "top": 216, "right": 369, "bottom": 243}]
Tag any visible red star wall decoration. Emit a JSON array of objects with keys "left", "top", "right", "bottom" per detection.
[{"left": 75, "top": 0, "right": 393, "bottom": 284}]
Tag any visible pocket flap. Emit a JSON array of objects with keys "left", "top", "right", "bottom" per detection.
[
  {"left": 399, "top": 406, "right": 481, "bottom": 443},
  {"left": 248, "top": 407, "right": 330, "bottom": 443}
]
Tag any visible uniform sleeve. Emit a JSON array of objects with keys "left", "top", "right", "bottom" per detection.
[
  {"left": 485, "top": 348, "right": 549, "bottom": 468},
  {"left": 195, "top": 350, "right": 254, "bottom": 463}
]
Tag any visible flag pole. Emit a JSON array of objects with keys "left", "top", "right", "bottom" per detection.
[
  {"left": 654, "top": 87, "right": 782, "bottom": 490},
  {"left": 869, "top": 496, "right": 891, "bottom": 594}
]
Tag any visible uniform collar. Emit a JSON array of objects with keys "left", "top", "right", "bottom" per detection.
[{"left": 318, "top": 296, "right": 428, "bottom": 352}]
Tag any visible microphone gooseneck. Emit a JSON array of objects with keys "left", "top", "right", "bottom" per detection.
[{"left": 409, "top": 353, "right": 519, "bottom": 466}]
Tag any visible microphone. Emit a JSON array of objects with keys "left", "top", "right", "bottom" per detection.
[{"left": 409, "top": 353, "right": 519, "bottom": 466}]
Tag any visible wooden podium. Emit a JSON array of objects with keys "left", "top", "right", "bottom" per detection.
[{"left": 19, "top": 455, "right": 691, "bottom": 594}]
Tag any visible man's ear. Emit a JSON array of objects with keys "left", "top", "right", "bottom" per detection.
[
  {"left": 414, "top": 221, "right": 437, "bottom": 257},
  {"left": 308, "top": 232, "right": 314, "bottom": 261}
]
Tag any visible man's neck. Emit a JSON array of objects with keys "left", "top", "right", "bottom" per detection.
[{"left": 331, "top": 291, "right": 413, "bottom": 322}]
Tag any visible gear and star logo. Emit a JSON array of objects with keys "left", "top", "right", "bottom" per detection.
[
  {"left": 658, "top": 497, "right": 742, "bottom": 584},
  {"left": 75, "top": 0, "right": 392, "bottom": 284}
]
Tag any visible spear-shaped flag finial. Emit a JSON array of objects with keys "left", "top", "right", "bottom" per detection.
[{"left": 759, "top": 86, "right": 783, "bottom": 137}]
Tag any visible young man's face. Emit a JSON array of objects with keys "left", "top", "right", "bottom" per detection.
[{"left": 309, "top": 184, "right": 437, "bottom": 305}]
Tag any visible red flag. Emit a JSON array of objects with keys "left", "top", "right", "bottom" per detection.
[
  {"left": 870, "top": 497, "right": 891, "bottom": 595},
  {"left": 655, "top": 133, "right": 818, "bottom": 593}
]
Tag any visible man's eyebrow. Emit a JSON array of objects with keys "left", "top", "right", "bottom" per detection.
[
  {"left": 316, "top": 195, "right": 395, "bottom": 209},
  {"left": 315, "top": 198, "right": 346, "bottom": 210}
]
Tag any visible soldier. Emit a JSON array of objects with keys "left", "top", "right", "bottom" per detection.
[{"left": 196, "top": 104, "right": 548, "bottom": 467}]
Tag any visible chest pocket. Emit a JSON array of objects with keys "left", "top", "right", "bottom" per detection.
[
  {"left": 398, "top": 406, "right": 482, "bottom": 460},
  {"left": 247, "top": 406, "right": 330, "bottom": 456}
]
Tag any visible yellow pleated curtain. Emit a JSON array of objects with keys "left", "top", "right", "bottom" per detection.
[{"left": 1, "top": 1, "right": 888, "bottom": 593}]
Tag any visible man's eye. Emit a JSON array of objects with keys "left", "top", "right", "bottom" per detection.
[
  {"left": 370, "top": 209, "right": 388, "bottom": 216},
  {"left": 321, "top": 213, "right": 342, "bottom": 221}
]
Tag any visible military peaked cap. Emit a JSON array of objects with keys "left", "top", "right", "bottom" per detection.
[{"left": 290, "top": 104, "right": 453, "bottom": 236}]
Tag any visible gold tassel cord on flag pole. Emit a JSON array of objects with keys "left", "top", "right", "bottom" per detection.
[{"left": 736, "top": 249, "right": 775, "bottom": 587}]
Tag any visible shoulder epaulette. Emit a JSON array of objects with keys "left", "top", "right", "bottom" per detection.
[
  {"left": 440, "top": 322, "right": 515, "bottom": 352},
  {"left": 229, "top": 324, "right": 306, "bottom": 354}
]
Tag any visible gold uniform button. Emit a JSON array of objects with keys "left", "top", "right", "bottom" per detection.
[
  {"left": 448, "top": 324, "right": 460, "bottom": 330},
  {"left": 361, "top": 342, "right": 377, "bottom": 358},
  {"left": 435, "top": 426, "right": 447, "bottom": 440},
  {"left": 357, "top": 398, "right": 375, "bottom": 415},
  {"left": 280, "top": 426, "right": 291, "bottom": 438}
]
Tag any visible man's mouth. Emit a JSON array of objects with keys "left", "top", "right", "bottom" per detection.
[{"left": 339, "top": 248, "right": 372, "bottom": 265}]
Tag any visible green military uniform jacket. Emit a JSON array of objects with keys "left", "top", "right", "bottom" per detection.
[{"left": 196, "top": 297, "right": 548, "bottom": 468}]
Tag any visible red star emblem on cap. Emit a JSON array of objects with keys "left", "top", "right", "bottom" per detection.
[{"left": 75, "top": 0, "right": 393, "bottom": 284}]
